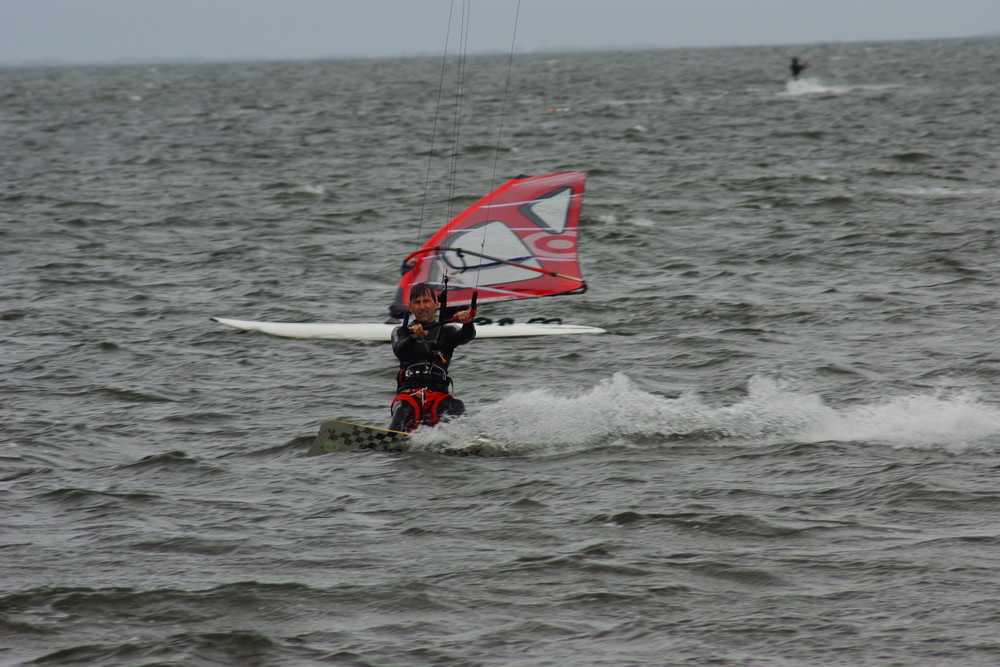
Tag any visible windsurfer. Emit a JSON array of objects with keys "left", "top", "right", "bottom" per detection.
[
  {"left": 389, "top": 282, "right": 476, "bottom": 432},
  {"left": 790, "top": 57, "right": 809, "bottom": 80}
]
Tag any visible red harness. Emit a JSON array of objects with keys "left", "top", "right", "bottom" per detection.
[{"left": 390, "top": 388, "right": 453, "bottom": 431}]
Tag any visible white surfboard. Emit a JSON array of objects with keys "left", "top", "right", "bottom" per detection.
[{"left": 210, "top": 317, "right": 606, "bottom": 341}]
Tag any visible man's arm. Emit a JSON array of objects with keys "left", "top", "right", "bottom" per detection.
[
  {"left": 442, "top": 319, "right": 476, "bottom": 346},
  {"left": 391, "top": 325, "right": 416, "bottom": 359},
  {"left": 452, "top": 308, "right": 476, "bottom": 344}
]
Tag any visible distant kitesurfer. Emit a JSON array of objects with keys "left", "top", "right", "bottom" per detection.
[
  {"left": 389, "top": 282, "right": 476, "bottom": 432},
  {"left": 790, "top": 57, "right": 809, "bottom": 80}
]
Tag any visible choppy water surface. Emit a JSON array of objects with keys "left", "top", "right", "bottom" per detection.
[{"left": 4, "top": 37, "right": 1000, "bottom": 666}]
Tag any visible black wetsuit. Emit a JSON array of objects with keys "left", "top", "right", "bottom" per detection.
[
  {"left": 389, "top": 320, "right": 476, "bottom": 430},
  {"left": 790, "top": 58, "right": 808, "bottom": 79}
]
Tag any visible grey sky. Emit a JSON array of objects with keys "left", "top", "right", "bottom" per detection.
[{"left": 3, "top": 0, "right": 999, "bottom": 64}]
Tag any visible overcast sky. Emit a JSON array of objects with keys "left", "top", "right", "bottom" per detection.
[{"left": 3, "top": 0, "right": 999, "bottom": 64}]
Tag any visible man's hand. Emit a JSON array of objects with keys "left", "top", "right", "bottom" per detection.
[{"left": 409, "top": 308, "right": 475, "bottom": 336}]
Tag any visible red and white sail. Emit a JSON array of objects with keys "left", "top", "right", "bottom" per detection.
[{"left": 393, "top": 171, "right": 588, "bottom": 313}]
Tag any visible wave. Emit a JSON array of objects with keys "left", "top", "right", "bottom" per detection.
[{"left": 418, "top": 374, "right": 1000, "bottom": 453}]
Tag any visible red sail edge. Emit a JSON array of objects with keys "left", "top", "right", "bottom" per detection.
[{"left": 392, "top": 171, "right": 588, "bottom": 314}]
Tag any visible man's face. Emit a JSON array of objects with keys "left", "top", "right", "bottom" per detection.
[{"left": 409, "top": 291, "right": 439, "bottom": 323}]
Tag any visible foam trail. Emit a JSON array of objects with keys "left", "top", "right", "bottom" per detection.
[
  {"left": 419, "top": 374, "right": 1000, "bottom": 454},
  {"left": 796, "top": 391, "right": 1000, "bottom": 450},
  {"left": 781, "top": 77, "right": 848, "bottom": 96},
  {"left": 780, "top": 78, "right": 901, "bottom": 97}
]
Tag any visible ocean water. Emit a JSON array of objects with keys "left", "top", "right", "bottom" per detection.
[{"left": 4, "top": 36, "right": 1000, "bottom": 666}]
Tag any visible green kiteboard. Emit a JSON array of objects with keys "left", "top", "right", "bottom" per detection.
[
  {"left": 307, "top": 418, "right": 502, "bottom": 456},
  {"left": 308, "top": 419, "right": 409, "bottom": 455}
]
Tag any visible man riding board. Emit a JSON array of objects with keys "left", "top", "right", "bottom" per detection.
[{"left": 389, "top": 282, "right": 476, "bottom": 432}]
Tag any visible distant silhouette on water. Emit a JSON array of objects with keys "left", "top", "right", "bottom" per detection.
[{"left": 790, "top": 57, "right": 809, "bottom": 80}]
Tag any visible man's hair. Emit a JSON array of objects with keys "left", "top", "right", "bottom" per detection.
[{"left": 409, "top": 282, "right": 438, "bottom": 302}]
